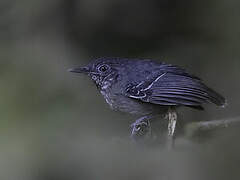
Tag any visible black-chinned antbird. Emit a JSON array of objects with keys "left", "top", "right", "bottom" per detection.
[{"left": 69, "top": 57, "right": 226, "bottom": 146}]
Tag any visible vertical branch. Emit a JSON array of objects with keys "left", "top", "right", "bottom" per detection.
[{"left": 167, "top": 107, "right": 177, "bottom": 149}]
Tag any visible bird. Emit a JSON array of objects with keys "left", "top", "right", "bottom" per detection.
[{"left": 69, "top": 57, "right": 226, "bottom": 145}]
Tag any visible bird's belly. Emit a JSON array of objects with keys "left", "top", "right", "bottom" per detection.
[
  {"left": 115, "top": 99, "right": 154, "bottom": 115},
  {"left": 100, "top": 90, "right": 164, "bottom": 115}
]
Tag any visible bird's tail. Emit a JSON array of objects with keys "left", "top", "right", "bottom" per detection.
[{"left": 204, "top": 86, "right": 227, "bottom": 107}]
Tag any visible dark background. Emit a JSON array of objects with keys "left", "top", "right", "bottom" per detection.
[{"left": 0, "top": 0, "right": 240, "bottom": 179}]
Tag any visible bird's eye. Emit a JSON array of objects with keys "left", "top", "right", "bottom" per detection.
[{"left": 98, "top": 64, "right": 109, "bottom": 73}]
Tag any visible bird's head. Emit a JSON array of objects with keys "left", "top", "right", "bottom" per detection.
[{"left": 69, "top": 57, "right": 126, "bottom": 89}]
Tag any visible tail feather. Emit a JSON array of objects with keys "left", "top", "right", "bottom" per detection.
[{"left": 204, "top": 86, "right": 226, "bottom": 107}]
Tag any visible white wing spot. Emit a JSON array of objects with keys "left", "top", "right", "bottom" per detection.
[
  {"left": 129, "top": 94, "right": 147, "bottom": 99},
  {"left": 143, "top": 73, "right": 166, "bottom": 91},
  {"left": 136, "top": 81, "right": 144, "bottom": 87}
]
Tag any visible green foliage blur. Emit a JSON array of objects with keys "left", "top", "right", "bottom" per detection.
[{"left": 0, "top": 0, "right": 240, "bottom": 180}]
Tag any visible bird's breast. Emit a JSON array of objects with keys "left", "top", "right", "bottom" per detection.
[{"left": 100, "top": 89, "right": 114, "bottom": 109}]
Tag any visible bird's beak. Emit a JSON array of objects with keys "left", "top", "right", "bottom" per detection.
[{"left": 68, "top": 66, "right": 90, "bottom": 74}]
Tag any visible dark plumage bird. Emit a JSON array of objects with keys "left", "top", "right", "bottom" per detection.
[{"left": 69, "top": 57, "right": 226, "bottom": 143}]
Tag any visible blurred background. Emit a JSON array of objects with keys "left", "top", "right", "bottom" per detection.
[{"left": 0, "top": 0, "right": 240, "bottom": 179}]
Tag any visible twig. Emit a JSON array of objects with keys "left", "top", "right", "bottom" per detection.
[{"left": 184, "top": 116, "right": 240, "bottom": 138}]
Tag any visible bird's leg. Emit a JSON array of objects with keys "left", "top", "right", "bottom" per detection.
[
  {"left": 166, "top": 107, "right": 177, "bottom": 149},
  {"left": 130, "top": 115, "right": 152, "bottom": 142}
]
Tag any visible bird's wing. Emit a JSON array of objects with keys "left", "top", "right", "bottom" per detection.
[{"left": 124, "top": 65, "right": 225, "bottom": 108}]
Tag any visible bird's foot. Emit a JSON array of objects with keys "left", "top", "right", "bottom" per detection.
[
  {"left": 168, "top": 112, "right": 177, "bottom": 137},
  {"left": 130, "top": 116, "right": 152, "bottom": 142},
  {"left": 166, "top": 108, "right": 177, "bottom": 149}
]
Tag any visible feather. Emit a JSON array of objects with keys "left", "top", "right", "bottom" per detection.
[{"left": 125, "top": 68, "right": 226, "bottom": 109}]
